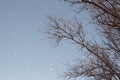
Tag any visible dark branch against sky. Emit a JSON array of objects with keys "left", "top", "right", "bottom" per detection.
[{"left": 0, "top": 0, "right": 89, "bottom": 80}]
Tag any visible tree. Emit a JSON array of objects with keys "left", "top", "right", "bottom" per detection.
[{"left": 46, "top": 0, "right": 120, "bottom": 80}]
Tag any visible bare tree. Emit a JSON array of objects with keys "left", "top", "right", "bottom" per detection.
[{"left": 45, "top": 0, "right": 120, "bottom": 80}]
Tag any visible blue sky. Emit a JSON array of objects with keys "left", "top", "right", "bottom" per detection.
[{"left": 0, "top": 0, "right": 91, "bottom": 80}]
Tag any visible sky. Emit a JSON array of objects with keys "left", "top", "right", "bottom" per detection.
[{"left": 0, "top": 0, "right": 91, "bottom": 80}]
